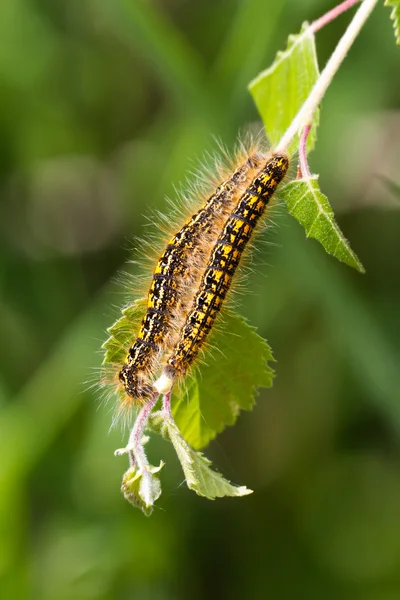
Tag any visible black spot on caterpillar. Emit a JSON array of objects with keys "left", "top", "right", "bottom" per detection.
[{"left": 118, "top": 146, "right": 269, "bottom": 407}]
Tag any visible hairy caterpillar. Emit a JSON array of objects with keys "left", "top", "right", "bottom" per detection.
[
  {"left": 117, "top": 144, "right": 271, "bottom": 407},
  {"left": 154, "top": 153, "right": 289, "bottom": 394}
]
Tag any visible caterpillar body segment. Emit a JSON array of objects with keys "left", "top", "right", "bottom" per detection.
[
  {"left": 159, "top": 153, "right": 289, "bottom": 390},
  {"left": 119, "top": 150, "right": 267, "bottom": 403}
]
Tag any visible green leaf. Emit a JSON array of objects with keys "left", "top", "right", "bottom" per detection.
[
  {"left": 164, "top": 413, "right": 252, "bottom": 499},
  {"left": 248, "top": 23, "right": 319, "bottom": 154},
  {"left": 172, "top": 311, "right": 274, "bottom": 450},
  {"left": 385, "top": 0, "right": 400, "bottom": 44},
  {"left": 121, "top": 461, "right": 164, "bottom": 516},
  {"left": 102, "top": 298, "right": 147, "bottom": 366},
  {"left": 280, "top": 177, "right": 364, "bottom": 273}
]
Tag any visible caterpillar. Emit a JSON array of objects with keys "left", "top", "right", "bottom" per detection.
[
  {"left": 154, "top": 153, "right": 289, "bottom": 394},
  {"left": 118, "top": 145, "right": 270, "bottom": 405}
]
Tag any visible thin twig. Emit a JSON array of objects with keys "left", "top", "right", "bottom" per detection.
[
  {"left": 310, "top": 0, "right": 361, "bottom": 34},
  {"left": 115, "top": 392, "right": 159, "bottom": 473},
  {"left": 299, "top": 124, "right": 312, "bottom": 178},
  {"left": 162, "top": 391, "right": 172, "bottom": 416}
]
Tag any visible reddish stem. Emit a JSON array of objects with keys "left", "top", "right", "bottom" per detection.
[
  {"left": 310, "top": 0, "right": 361, "bottom": 34},
  {"left": 115, "top": 391, "right": 159, "bottom": 470},
  {"left": 130, "top": 392, "right": 159, "bottom": 449},
  {"left": 162, "top": 391, "right": 172, "bottom": 416}
]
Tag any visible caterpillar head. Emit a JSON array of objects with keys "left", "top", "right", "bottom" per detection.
[{"left": 119, "top": 364, "right": 154, "bottom": 401}]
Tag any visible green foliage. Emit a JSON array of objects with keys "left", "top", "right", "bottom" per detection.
[
  {"left": 249, "top": 22, "right": 365, "bottom": 273},
  {"left": 161, "top": 411, "right": 252, "bottom": 499},
  {"left": 102, "top": 298, "right": 147, "bottom": 365},
  {"left": 4, "top": 0, "right": 400, "bottom": 594},
  {"left": 103, "top": 301, "right": 272, "bottom": 505},
  {"left": 279, "top": 178, "right": 364, "bottom": 273},
  {"left": 121, "top": 460, "right": 164, "bottom": 516},
  {"left": 248, "top": 23, "right": 319, "bottom": 154},
  {"left": 102, "top": 302, "right": 274, "bottom": 451},
  {"left": 172, "top": 312, "right": 274, "bottom": 449},
  {"left": 385, "top": 0, "right": 400, "bottom": 44}
]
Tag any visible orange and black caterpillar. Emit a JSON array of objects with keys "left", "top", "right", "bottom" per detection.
[
  {"left": 119, "top": 150, "right": 267, "bottom": 402},
  {"left": 157, "top": 153, "right": 289, "bottom": 389}
]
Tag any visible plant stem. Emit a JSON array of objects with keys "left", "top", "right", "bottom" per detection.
[
  {"left": 299, "top": 124, "right": 312, "bottom": 177},
  {"left": 162, "top": 391, "right": 172, "bottom": 416},
  {"left": 275, "top": 0, "right": 378, "bottom": 153},
  {"left": 310, "top": 0, "right": 361, "bottom": 34},
  {"left": 115, "top": 392, "right": 159, "bottom": 473}
]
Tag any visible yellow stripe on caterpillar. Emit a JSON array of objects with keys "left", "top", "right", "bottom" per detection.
[{"left": 118, "top": 147, "right": 269, "bottom": 406}]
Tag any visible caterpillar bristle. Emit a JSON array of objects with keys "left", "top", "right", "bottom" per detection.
[
  {"left": 102, "top": 136, "right": 291, "bottom": 424},
  {"left": 159, "top": 153, "right": 289, "bottom": 388}
]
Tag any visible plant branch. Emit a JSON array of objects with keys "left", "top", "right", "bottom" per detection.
[
  {"left": 115, "top": 392, "right": 159, "bottom": 473},
  {"left": 310, "top": 0, "right": 361, "bottom": 34},
  {"left": 275, "top": 0, "right": 378, "bottom": 153},
  {"left": 299, "top": 124, "right": 312, "bottom": 177},
  {"left": 162, "top": 391, "right": 172, "bottom": 416}
]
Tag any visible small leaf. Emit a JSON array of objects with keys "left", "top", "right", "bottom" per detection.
[
  {"left": 248, "top": 23, "right": 320, "bottom": 154},
  {"left": 121, "top": 461, "right": 164, "bottom": 516},
  {"left": 280, "top": 177, "right": 364, "bottom": 273},
  {"left": 172, "top": 311, "right": 274, "bottom": 449},
  {"left": 164, "top": 413, "right": 252, "bottom": 499},
  {"left": 385, "top": 0, "right": 400, "bottom": 44},
  {"left": 102, "top": 297, "right": 147, "bottom": 366}
]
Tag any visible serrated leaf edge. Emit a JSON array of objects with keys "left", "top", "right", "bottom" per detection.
[
  {"left": 249, "top": 22, "right": 312, "bottom": 87},
  {"left": 385, "top": 0, "right": 400, "bottom": 44},
  {"left": 282, "top": 177, "right": 364, "bottom": 273},
  {"left": 165, "top": 414, "right": 252, "bottom": 499}
]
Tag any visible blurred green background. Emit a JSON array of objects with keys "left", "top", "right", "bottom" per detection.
[{"left": 0, "top": 0, "right": 399, "bottom": 598}]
